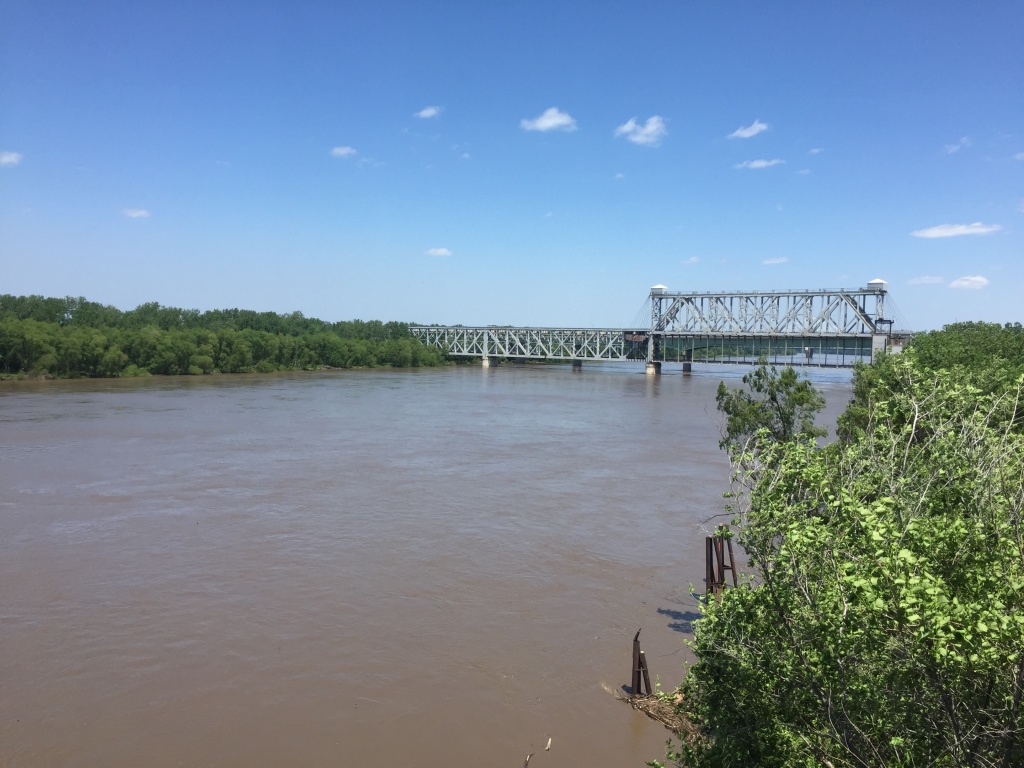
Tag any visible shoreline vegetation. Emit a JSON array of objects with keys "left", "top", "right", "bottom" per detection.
[
  {"left": 649, "top": 320, "right": 1024, "bottom": 767},
  {"left": 0, "top": 294, "right": 448, "bottom": 379}
]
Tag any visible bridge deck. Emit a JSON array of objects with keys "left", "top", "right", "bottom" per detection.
[
  {"left": 410, "top": 326, "right": 880, "bottom": 367},
  {"left": 410, "top": 285, "right": 898, "bottom": 369}
]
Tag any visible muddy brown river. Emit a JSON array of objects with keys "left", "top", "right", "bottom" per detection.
[{"left": 0, "top": 363, "right": 852, "bottom": 767}]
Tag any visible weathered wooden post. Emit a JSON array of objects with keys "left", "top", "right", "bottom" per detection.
[
  {"left": 632, "top": 628, "right": 642, "bottom": 695},
  {"left": 639, "top": 651, "right": 652, "bottom": 696},
  {"left": 705, "top": 536, "right": 715, "bottom": 599},
  {"left": 722, "top": 525, "right": 738, "bottom": 587}
]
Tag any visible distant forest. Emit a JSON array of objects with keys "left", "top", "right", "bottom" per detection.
[{"left": 0, "top": 294, "right": 447, "bottom": 377}]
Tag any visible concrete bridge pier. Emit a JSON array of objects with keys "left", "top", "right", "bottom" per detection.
[
  {"left": 645, "top": 361, "right": 662, "bottom": 376},
  {"left": 682, "top": 349, "right": 692, "bottom": 374},
  {"left": 481, "top": 356, "right": 498, "bottom": 367},
  {"left": 572, "top": 360, "right": 582, "bottom": 371}
]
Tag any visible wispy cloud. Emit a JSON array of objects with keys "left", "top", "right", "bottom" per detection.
[
  {"left": 425, "top": 247, "right": 452, "bottom": 257},
  {"left": 796, "top": 169, "right": 811, "bottom": 175},
  {"left": 415, "top": 106, "right": 441, "bottom": 119},
  {"left": 908, "top": 275, "right": 945, "bottom": 285},
  {"left": 122, "top": 208, "right": 151, "bottom": 218},
  {"left": 728, "top": 119, "right": 768, "bottom": 139},
  {"left": 0, "top": 151, "right": 22, "bottom": 166},
  {"left": 330, "top": 146, "right": 357, "bottom": 158},
  {"left": 762, "top": 256, "right": 788, "bottom": 265},
  {"left": 736, "top": 159, "right": 785, "bottom": 169},
  {"left": 1016, "top": 152, "right": 1024, "bottom": 161},
  {"left": 949, "top": 275, "right": 989, "bottom": 290},
  {"left": 614, "top": 172, "right": 625, "bottom": 180},
  {"left": 911, "top": 222, "right": 1001, "bottom": 238},
  {"left": 683, "top": 256, "right": 699, "bottom": 265},
  {"left": 615, "top": 116, "right": 668, "bottom": 146},
  {"left": 944, "top": 136, "right": 971, "bottom": 154},
  {"left": 521, "top": 107, "right": 577, "bottom": 132},
  {"left": 809, "top": 147, "right": 824, "bottom": 155}
]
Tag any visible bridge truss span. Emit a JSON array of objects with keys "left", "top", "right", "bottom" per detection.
[
  {"left": 652, "top": 286, "right": 888, "bottom": 336},
  {"left": 411, "top": 281, "right": 898, "bottom": 370},
  {"left": 410, "top": 326, "right": 647, "bottom": 362}
]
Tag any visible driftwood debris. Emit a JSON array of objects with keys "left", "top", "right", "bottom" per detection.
[
  {"left": 620, "top": 629, "right": 701, "bottom": 740},
  {"left": 615, "top": 690, "right": 701, "bottom": 740}
]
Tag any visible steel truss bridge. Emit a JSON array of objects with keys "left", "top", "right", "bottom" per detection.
[{"left": 411, "top": 282, "right": 904, "bottom": 371}]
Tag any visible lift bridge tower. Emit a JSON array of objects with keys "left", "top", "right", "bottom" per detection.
[{"left": 644, "top": 279, "right": 892, "bottom": 374}]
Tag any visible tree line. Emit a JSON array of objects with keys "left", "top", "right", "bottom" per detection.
[
  {"left": 657, "top": 321, "right": 1024, "bottom": 768},
  {"left": 0, "top": 294, "right": 446, "bottom": 377}
]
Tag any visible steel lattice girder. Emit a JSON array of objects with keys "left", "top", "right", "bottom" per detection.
[
  {"left": 651, "top": 289, "right": 885, "bottom": 335},
  {"left": 408, "top": 327, "right": 645, "bottom": 361}
]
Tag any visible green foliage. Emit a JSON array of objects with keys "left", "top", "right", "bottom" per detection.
[
  {"left": 839, "top": 323, "right": 1024, "bottom": 442},
  {"left": 0, "top": 294, "right": 445, "bottom": 377},
  {"left": 670, "top": 353, "right": 1024, "bottom": 767},
  {"left": 715, "top": 360, "right": 827, "bottom": 455}
]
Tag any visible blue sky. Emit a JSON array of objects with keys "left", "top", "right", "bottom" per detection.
[{"left": 1, "top": 1, "right": 1021, "bottom": 330}]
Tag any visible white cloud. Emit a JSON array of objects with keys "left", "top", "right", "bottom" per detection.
[
  {"left": 122, "top": 208, "right": 151, "bottom": 218},
  {"left": 735, "top": 159, "right": 785, "bottom": 169},
  {"left": 911, "top": 222, "right": 1002, "bottom": 238},
  {"left": 425, "top": 247, "right": 452, "bottom": 257},
  {"left": 809, "top": 147, "right": 824, "bottom": 155},
  {"left": 1016, "top": 152, "right": 1024, "bottom": 161},
  {"left": 614, "top": 172, "right": 625, "bottom": 180},
  {"left": 520, "top": 107, "right": 577, "bottom": 132},
  {"left": 330, "top": 146, "right": 357, "bottom": 158},
  {"left": 683, "top": 256, "right": 699, "bottom": 265},
  {"left": 728, "top": 119, "right": 768, "bottom": 139},
  {"left": 797, "top": 169, "right": 811, "bottom": 175},
  {"left": 415, "top": 106, "right": 441, "bottom": 119},
  {"left": 762, "top": 256, "right": 788, "bottom": 265},
  {"left": 949, "top": 275, "right": 989, "bottom": 290},
  {"left": 0, "top": 151, "right": 22, "bottom": 166},
  {"left": 614, "top": 116, "right": 667, "bottom": 146},
  {"left": 944, "top": 136, "right": 971, "bottom": 154},
  {"left": 908, "top": 275, "right": 945, "bottom": 285}
]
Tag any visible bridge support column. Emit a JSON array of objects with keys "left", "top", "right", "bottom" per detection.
[
  {"left": 572, "top": 360, "right": 582, "bottom": 371},
  {"left": 871, "top": 334, "right": 887, "bottom": 363},
  {"left": 682, "top": 349, "right": 692, "bottom": 374},
  {"left": 645, "top": 361, "right": 662, "bottom": 376},
  {"left": 481, "top": 356, "right": 498, "bottom": 367}
]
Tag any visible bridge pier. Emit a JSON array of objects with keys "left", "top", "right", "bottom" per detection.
[
  {"left": 481, "top": 356, "right": 498, "bottom": 367},
  {"left": 682, "top": 349, "right": 692, "bottom": 374},
  {"left": 572, "top": 360, "right": 582, "bottom": 371},
  {"left": 645, "top": 361, "right": 661, "bottom": 376}
]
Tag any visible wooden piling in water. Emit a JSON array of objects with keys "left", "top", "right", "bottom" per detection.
[
  {"left": 706, "top": 526, "right": 740, "bottom": 598},
  {"left": 639, "top": 651, "right": 652, "bottom": 696},
  {"left": 632, "top": 629, "right": 642, "bottom": 695}
]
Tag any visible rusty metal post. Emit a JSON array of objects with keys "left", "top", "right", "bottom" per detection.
[
  {"left": 725, "top": 532, "right": 739, "bottom": 587},
  {"left": 713, "top": 533, "right": 726, "bottom": 596}
]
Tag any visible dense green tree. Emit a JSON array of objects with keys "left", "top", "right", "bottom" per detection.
[
  {"left": 659, "top": 352, "right": 1024, "bottom": 768},
  {"left": 714, "top": 360, "right": 827, "bottom": 455},
  {"left": 0, "top": 293, "right": 445, "bottom": 377}
]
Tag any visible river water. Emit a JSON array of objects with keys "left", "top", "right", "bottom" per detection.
[{"left": 0, "top": 363, "right": 851, "bottom": 767}]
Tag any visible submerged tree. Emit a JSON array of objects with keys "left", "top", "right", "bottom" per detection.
[{"left": 714, "top": 360, "right": 827, "bottom": 455}]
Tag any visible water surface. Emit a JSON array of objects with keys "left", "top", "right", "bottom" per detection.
[{"left": 0, "top": 363, "right": 851, "bottom": 766}]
